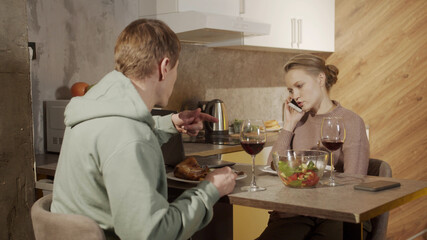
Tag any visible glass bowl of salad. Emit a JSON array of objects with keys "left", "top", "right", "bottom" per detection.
[{"left": 272, "top": 150, "right": 329, "bottom": 188}]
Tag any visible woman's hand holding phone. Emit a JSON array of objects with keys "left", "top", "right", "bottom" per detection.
[
  {"left": 289, "top": 99, "right": 303, "bottom": 113},
  {"left": 283, "top": 98, "right": 305, "bottom": 132}
]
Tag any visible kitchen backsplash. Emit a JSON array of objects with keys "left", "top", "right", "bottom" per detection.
[
  {"left": 167, "top": 43, "right": 294, "bottom": 122},
  {"left": 205, "top": 87, "right": 287, "bottom": 123}
]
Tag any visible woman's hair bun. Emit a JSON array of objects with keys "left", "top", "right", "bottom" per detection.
[{"left": 325, "top": 64, "right": 339, "bottom": 88}]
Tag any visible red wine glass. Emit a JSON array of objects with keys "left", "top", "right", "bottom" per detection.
[
  {"left": 320, "top": 117, "right": 346, "bottom": 186},
  {"left": 240, "top": 119, "right": 267, "bottom": 192}
]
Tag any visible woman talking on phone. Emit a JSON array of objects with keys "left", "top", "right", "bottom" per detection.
[{"left": 259, "top": 54, "right": 370, "bottom": 240}]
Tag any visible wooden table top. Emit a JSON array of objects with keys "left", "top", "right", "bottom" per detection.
[{"left": 168, "top": 164, "right": 427, "bottom": 224}]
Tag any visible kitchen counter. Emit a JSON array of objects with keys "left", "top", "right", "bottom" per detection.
[
  {"left": 184, "top": 132, "right": 278, "bottom": 156},
  {"left": 35, "top": 153, "right": 59, "bottom": 177},
  {"left": 36, "top": 132, "right": 280, "bottom": 176}
]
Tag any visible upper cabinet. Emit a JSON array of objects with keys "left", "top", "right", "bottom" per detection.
[
  {"left": 139, "top": 0, "right": 270, "bottom": 44},
  {"left": 140, "top": 0, "right": 335, "bottom": 53},
  {"left": 210, "top": 0, "right": 335, "bottom": 52}
]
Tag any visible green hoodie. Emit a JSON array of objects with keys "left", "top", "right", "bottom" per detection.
[{"left": 51, "top": 70, "right": 220, "bottom": 240}]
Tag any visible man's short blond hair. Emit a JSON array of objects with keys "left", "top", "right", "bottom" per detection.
[{"left": 114, "top": 19, "right": 181, "bottom": 80}]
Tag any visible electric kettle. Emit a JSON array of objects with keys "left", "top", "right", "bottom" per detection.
[{"left": 199, "top": 99, "right": 229, "bottom": 135}]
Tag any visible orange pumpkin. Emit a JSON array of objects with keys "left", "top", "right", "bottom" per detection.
[{"left": 71, "top": 82, "right": 89, "bottom": 97}]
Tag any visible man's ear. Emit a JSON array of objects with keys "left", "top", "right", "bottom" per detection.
[{"left": 159, "top": 57, "right": 170, "bottom": 81}]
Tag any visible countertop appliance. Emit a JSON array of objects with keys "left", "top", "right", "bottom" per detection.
[
  {"left": 199, "top": 99, "right": 229, "bottom": 136},
  {"left": 44, "top": 100, "right": 69, "bottom": 153},
  {"left": 182, "top": 99, "right": 238, "bottom": 145}
]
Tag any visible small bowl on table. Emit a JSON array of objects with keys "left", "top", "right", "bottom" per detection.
[{"left": 272, "top": 150, "right": 328, "bottom": 188}]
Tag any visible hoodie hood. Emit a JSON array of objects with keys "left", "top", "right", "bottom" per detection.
[{"left": 64, "top": 71, "right": 154, "bottom": 129}]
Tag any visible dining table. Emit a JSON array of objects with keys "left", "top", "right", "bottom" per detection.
[
  {"left": 167, "top": 164, "right": 427, "bottom": 240},
  {"left": 35, "top": 131, "right": 427, "bottom": 240}
]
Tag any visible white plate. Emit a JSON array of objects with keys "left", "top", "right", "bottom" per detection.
[
  {"left": 258, "top": 165, "right": 277, "bottom": 175},
  {"left": 167, "top": 171, "right": 247, "bottom": 184},
  {"left": 266, "top": 127, "right": 283, "bottom": 132}
]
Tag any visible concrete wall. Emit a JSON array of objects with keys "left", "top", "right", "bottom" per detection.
[
  {"left": 0, "top": 0, "right": 35, "bottom": 239},
  {"left": 27, "top": 0, "right": 139, "bottom": 154}
]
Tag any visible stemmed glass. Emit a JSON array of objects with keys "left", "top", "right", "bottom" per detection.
[
  {"left": 240, "top": 119, "right": 267, "bottom": 192},
  {"left": 320, "top": 117, "right": 346, "bottom": 186}
]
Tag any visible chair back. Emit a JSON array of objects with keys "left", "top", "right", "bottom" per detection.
[
  {"left": 367, "top": 158, "right": 392, "bottom": 240},
  {"left": 367, "top": 158, "right": 392, "bottom": 178},
  {"left": 31, "top": 194, "right": 106, "bottom": 240}
]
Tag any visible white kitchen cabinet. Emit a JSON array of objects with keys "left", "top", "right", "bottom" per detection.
[{"left": 212, "top": 0, "right": 335, "bottom": 52}]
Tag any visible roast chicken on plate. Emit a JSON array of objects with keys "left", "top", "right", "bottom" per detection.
[{"left": 174, "top": 157, "right": 209, "bottom": 181}]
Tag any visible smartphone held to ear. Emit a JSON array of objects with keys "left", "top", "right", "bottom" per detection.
[{"left": 289, "top": 99, "right": 303, "bottom": 112}]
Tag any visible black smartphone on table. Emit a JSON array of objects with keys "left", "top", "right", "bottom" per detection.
[{"left": 354, "top": 180, "right": 401, "bottom": 192}]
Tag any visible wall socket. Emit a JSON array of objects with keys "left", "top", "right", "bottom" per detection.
[{"left": 28, "top": 42, "right": 36, "bottom": 60}]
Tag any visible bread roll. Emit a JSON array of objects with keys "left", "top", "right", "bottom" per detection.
[{"left": 264, "top": 120, "right": 280, "bottom": 129}]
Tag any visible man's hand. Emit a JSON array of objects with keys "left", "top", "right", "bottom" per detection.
[
  {"left": 205, "top": 167, "right": 237, "bottom": 197},
  {"left": 172, "top": 108, "right": 218, "bottom": 136}
]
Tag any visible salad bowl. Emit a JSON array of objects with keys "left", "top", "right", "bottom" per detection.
[{"left": 272, "top": 150, "right": 328, "bottom": 188}]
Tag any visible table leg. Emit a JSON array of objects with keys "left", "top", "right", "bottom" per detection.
[{"left": 343, "top": 222, "right": 364, "bottom": 240}]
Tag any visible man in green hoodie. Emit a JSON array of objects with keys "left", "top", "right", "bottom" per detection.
[{"left": 51, "top": 19, "right": 237, "bottom": 240}]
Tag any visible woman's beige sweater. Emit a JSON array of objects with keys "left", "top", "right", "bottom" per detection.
[{"left": 268, "top": 101, "right": 370, "bottom": 175}]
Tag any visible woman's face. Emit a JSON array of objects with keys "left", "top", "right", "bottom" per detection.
[{"left": 284, "top": 69, "right": 323, "bottom": 112}]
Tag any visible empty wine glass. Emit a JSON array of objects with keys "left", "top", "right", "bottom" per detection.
[
  {"left": 240, "top": 119, "right": 267, "bottom": 192},
  {"left": 320, "top": 117, "right": 346, "bottom": 186}
]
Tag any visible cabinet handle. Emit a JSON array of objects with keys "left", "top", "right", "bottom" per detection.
[
  {"left": 291, "top": 18, "right": 296, "bottom": 48},
  {"left": 240, "top": 0, "right": 245, "bottom": 14},
  {"left": 297, "top": 19, "right": 302, "bottom": 48}
]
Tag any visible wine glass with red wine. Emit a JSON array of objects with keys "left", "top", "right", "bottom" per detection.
[
  {"left": 321, "top": 117, "right": 346, "bottom": 186},
  {"left": 240, "top": 119, "right": 267, "bottom": 192}
]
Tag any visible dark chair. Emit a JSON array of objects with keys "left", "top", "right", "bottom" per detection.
[
  {"left": 366, "top": 158, "right": 392, "bottom": 240},
  {"left": 31, "top": 194, "right": 106, "bottom": 240}
]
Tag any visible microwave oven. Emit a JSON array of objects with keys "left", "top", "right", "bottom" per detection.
[{"left": 44, "top": 100, "right": 69, "bottom": 153}]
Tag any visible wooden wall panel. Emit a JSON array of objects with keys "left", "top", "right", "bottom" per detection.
[{"left": 329, "top": 0, "right": 427, "bottom": 239}]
